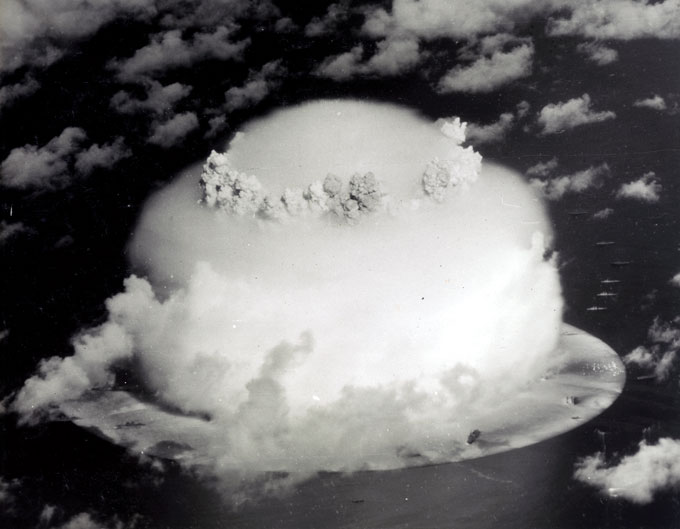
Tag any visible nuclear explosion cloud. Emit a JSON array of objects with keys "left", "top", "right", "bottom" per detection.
[{"left": 12, "top": 99, "right": 624, "bottom": 501}]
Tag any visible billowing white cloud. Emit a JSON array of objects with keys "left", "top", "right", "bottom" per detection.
[
  {"left": 224, "top": 60, "right": 285, "bottom": 112},
  {"left": 671, "top": 273, "right": 680, "bottom": 288},
  {"left": 465, "top": 112, "right": 515, "bottom": 144},
  {"left": 0, "top": 76, "right": 39, "bottom": 111},
  {"left": 576, "top": 41, "right": 619, "bottom": 65},
  {"left": 0, "top": 127, "right": 87, "bottom": 189},
  {"left": 148, "top": 112, "right": 199, "bottom": 148},
  {"left": 616, "top": 171, "right": 661, "bottom": 202},
  {"left": 111, "top": 81, "right": 192, "bottom": 115},
  {"left": 437, "top": 42, "right": 534, "bottom": 93},
  {"left": 548, "top": 1, "right": 680, "bottom": 40},
  {"left": 74, "top": 138, "right": 132, "bottom": 175},
  {"left": 51, "top": 512, "right": 120, "bottom": 529},
  {"left": 633, "top": 95, "right": 667, "bottom": 111},
  {"left": 15, "top": 101, "right": 564, "bottom": 499},
  {"left": 574, "top": 438, "right": 680, "bottom": 503},
  {"left": 592, "top": 207, "right": 614, "bottom": 220},
  {"left": 316, "top": 37, "right": 422, "bottom": 80},
  {"left": 110, "top": 26, "right": 250, "bottom": 81},
  {"left": 526, "top": 157, "right": 558, "bottom": 178},
  {"left": 530, "top": 163, "right": 610, "bottom": 200},
  {"left": 536, "top": 94, "right": 616, "bottom": 135}
]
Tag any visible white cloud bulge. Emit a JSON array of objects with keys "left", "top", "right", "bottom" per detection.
[{"left": 537, "top": 94, "right": 616, "bottom": 135}]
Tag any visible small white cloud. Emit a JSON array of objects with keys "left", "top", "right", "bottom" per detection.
[
  {"left": 438, "top": 42, "right": 534, "bottom": 93},
  {"left": 0, "top": 476, "right": 18, "bottom": 505},
  {"left": 74, "top": 137, "right": 131, "bottom": 175},
  {"left": 592, "top": 207, "right": 614, "bottom": 220},
  {"left": 304, "top": 2, "right": 350, "bottom": 37},
  {"left": 111, "top": 81, "right": 193, "bottom": 115},
  {"left": 576, "top": 41, "right": 619, "bottom": 65},
  {"left": 148, "top": 112, "right": 199, "bottom": 148},
  {"left": 465, "top": 113, "right": 514, "bottom": 144},
  {"left": 0, "top": 75, "right": 39, "bottom": 111},
  {"left": 526, "top": 157, "right": 558, "bottom": 178},
  {"left": 110, "top": 27, "right": 250, "bottom": 81},
  {"left": 0, "top": 127, "right": 87, "bottom": 189},
  {"left": 224, "top": 60, "right": 285, "bottom": 112},
  {"left": 530, "top": 163, "right": 610, "bottom": 200},
  {"left": 671, "top": 273, "right": 680, "bottom": 288},
  {"left": 51, "top": 512, "right": 113, "bottom": 529},
  {"left": 537, "top": 94, "right": 615, "bottom": 135},
  {"left": 549, "top": 1, "right": 680, "bottom": 40},
  {"left": 574, "top": 438, "right": 680, "bottom": 504},
  {"left": 516, "top": 100, "right": 531, "bottom": 119},
  {"left": 624, "top": 317, "right": 680, "bottom": 382},
  {"left": 315, "top": 37, "right": 422, "bottom": 80},
  {"left": 616, "top": 171, "right": 661, "bottom": 202},
  {"left": 633, "top": 95, "right": 667, "bottom": 111}
]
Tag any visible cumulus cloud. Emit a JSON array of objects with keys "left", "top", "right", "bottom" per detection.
[
  {"left": 111, "top": 81, "right": 192, "bottom": 115},
  {"left": 574, "top": 438, "right": 680, "bottom": 503},
  {"left": 465, "top": 113, "right": 515, "bottom": 144},
  {"left": 304, "top": 2, "right": 350, "bottom": 37},
  {"left": 110, "top": 26, "right": 249, "bottom": 81},
  {"left": 548, "top": 1, "right": 680, "bottom": 40},
  {"left": 0, "top": 76, "right": 39, "bottom": 111},
  {"left": 671, "top": 273, "right": 680, "bottom": 288},
  {"left": 526, "top": 157, "right": 558, "bottom": 178},
  {"left": 224, "top": 60, "right": 285, "bottom": 112},
  {"left": 0, "top": 0, "right": 156, "bottom": 73},
  {"left": 0, "top": 127, "right": 86, "bottom": 189},
  {"left": 624, "top": 317, "right": 679, "bottom": 381},
  {"left": 0, "top": 477, "right": 19, "bottom": 505},
  {"left": 315, "top": 37, "right": 422, "bottom": 80},
  {"left": 0, "top": 129, "right": 131, "bottom": 189},
  {"left": 530, "top": 163, "right": 610, "bottom": 200},
  {"left": 147, "top": 112, "right": 199, "bottom": 148},
  {"left": 633, "top": 95, "right": 667, "bottom": 111},
  {"left": 50, "top": 512, "right": 126, "bottom": 529},
  {"left": 438, "top": 41, "right": 534, "bottom": 93},
  {"left": 74, "top": 138, "right": 131, "bottom": 175},
  {"left": 616, "top": 171, "right": 661, "bottom": 202},
  {"left": 537, "top": 94, "right": 616, "bottom": 135},
  {"left": 592, "top": 207, "right": 614, "bottom": 220},
  {"left": 576, "top": 41, "right": 619, "bottom": 65}
]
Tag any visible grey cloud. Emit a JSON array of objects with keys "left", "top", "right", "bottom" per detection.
[
  {"left": 526, "top": 157, "right": 558, "bottom": 178},
  {"left": 224, "top": 60, "right": 285, "bottom": 112},
  {"left": 592, "top": 207, "right": 614, "bottom": 220},
  {"left": 576, "top": 41, "right": 619, "bottom": 65},
  {"left": 148, "top": 112, "right": 199, "bottom": 148},
  {"left": 111, "top": 81, "right": 193, "bottom": 115},
  {"left": 0, "top": 127, "right": 87, "bottom": 189},
  {"left": 633, "top": 95, "right": 667, "bottom": 111},
  {"left": 74, "top": 138, "right": 132, "bottom": 175},
  {"left": 0, "top": 76, "right": 39, "bottom": 111},
  {"left": 465, "top": 113, "right": 515, "bottom": 144},
  {"left": 110, "top": 26, "right": 250, "bottom": 81}
]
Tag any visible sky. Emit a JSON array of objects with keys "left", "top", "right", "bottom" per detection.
[{"left": 1, "top": 1, "right": 680, "bottom": 528}]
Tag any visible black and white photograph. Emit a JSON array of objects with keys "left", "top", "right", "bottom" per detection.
[{"left": 1, "top": 1, "right": 679, "bottom": 528}]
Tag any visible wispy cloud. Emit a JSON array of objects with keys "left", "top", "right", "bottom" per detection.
[
  {"left": 576, "top": 41, "right": 619, "bottom": 65},
  {"left": 526, "top": 157, "right": 558, "bottom": 178},
  {"left": 0, "top": 76, "right": 40, "bottom": 111},
  {"left": 316, "top": 37, "right": 422, "bottom": 80},
  {"left": 224, "top": 60, "right": 286, "bottom": 112},
  {"left": 536, "top": 94, "right": 615, "bottom": 135},
  {"left": 592, "top": 207, "right": 614, "bottom": 220},
  {"left": 529, "top": 163, "right": 610, "bottom": 200},
  {"left": 633, "top": 95, "right": 667, "bottom": 111},
  {"left": 111, "top": 81, "right": 193, "bottom": 115},
  {"left": 624, "top": 317, "right": 680, "bottom": 382},
  {"left": 616, "top": 172, "right": 662, "bottom": 202},
  {"left": 465, "top": 113, "right": 515, "bottom": 144},
  {"left": 437, "top": 41, "right": 534, "bottom": 93}
]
